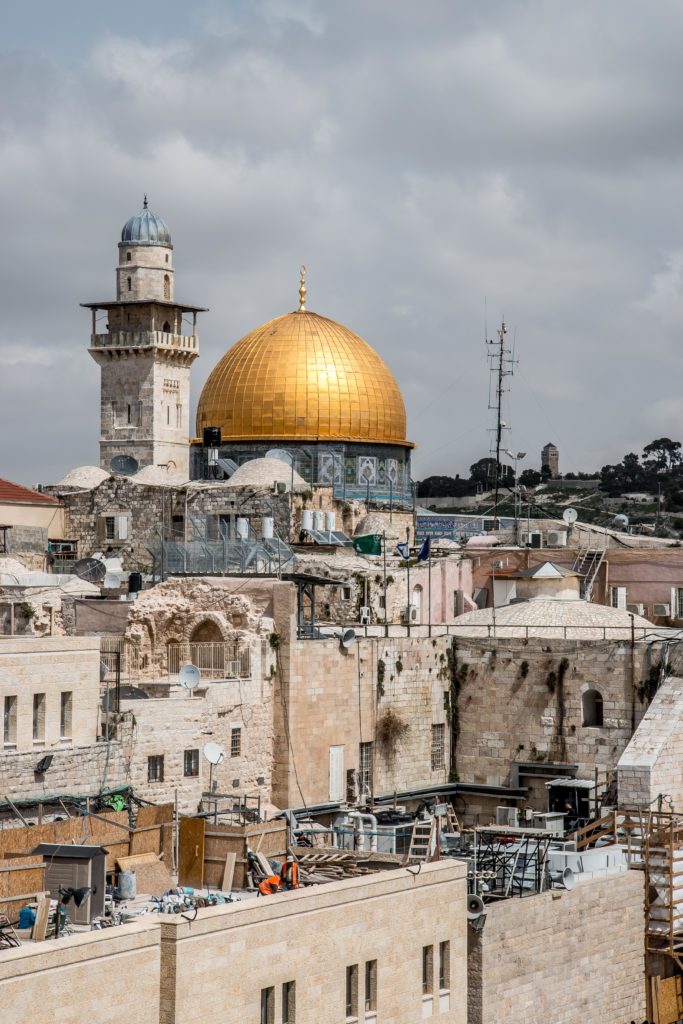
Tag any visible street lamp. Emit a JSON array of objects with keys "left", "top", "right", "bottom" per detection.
[{"left": 504, "top": 451, "right": 526, "bottom": 532}]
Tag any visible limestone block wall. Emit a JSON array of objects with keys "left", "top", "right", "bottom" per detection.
[
  {"left": 618, "top": 675, "right": 683, "bottom": 810},
  {"left": 0, "top": 739, "right": 128, "bottom": 803},
  {"left": 117, "top": 668, "right": 275, "bottom": 813},
  {"left": 453, "top": 637, "right": 662, "bottom": 794},
  {"left": 273, "top": 633, "right": 452, "bottom": 807},
  {"left": 0, "top": 637, "right": 101, "bottom": 752},
  {"left": 159, "top": 860, "right": 467, "bottom": 1024},
  {"left": 0, "top": 920, "right": 160, "bottom": 1024},
  {"left": 468, "top": 870, "right": 646, "bottom": 1024}
]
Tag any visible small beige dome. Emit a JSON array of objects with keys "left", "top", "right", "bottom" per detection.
[
  {"left": 452, "top": 598, "right": 652, "bottom": 640},
  {"left": 58, "top": 466, "right": 110, "bottom": 489},
  {"left": 226, "top": 457, "right": 307, "bottom": 490}
]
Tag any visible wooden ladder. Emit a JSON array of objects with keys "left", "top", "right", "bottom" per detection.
[{"left": 407, "top": 817, "right": 436, "bottom": 863}]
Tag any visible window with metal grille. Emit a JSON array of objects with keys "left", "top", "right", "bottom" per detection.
[
  {"left": 431, "top": 724, "right": 445, "bottom": 771},
  {"left": 104, "top": 516, "right": 116, "bottom": 540},
  {"left": 3, "top": 695, "right": 17, "bottom": 746},
  {"left": 282, "top": 980, "right": 296, "bottom": 1024},
  {"left": 60, "top": 691, "right": 72, "bottom": 739},
  {"left": 148, "top": 755, "right": 164, "bottom": 782},
  {"left": 345, "top": 964, "right": 358, "bottom": 1019},
  {"left": 358, "top": 741, "right": 373, "bottom": 796},
  {"left": 231, "top": 727, "right": 241, "bottom": 757},
  {"left": 422, "top": 945, "right": 434, "bottom": 995},
  {"left": 364, "top": 960, "right": 377, "bottom": 1013},
  {"left": 33, "top": 693, "right": 45, "bottom": 742},
  {"left": 183, "top": 748, "right": 199, "bottom": 777}
]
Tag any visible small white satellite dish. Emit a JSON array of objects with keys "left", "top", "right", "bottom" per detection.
[
  {"left": 562, "top": 508, "right": 578, "bottom": 525},
  {"left": 203, "top": 741, "right": 226, "bottom": 765},
  {"left": 179, "top": 664, "right": 200, "bottom": 690}
]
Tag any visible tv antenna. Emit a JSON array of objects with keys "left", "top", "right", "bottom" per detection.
[{"left": 486, "top": 319, "right": 518, "bottom": 529}]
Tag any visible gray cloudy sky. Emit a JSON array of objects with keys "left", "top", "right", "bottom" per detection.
[{"left": 2, "top": 0, "right": 683, "bottom": 486}]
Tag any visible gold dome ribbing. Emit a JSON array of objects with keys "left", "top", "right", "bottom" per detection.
[{"left": 196, "top": 309, "right": 410, "bottom": 445}]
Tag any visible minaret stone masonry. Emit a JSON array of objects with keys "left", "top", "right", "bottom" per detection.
[{"left": 84, "top": 203, "right": 205, "bottom": 478}]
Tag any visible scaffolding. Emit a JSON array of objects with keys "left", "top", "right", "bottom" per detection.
[{"left": 470, "top": 825, "right": 555, "bottom": 899}]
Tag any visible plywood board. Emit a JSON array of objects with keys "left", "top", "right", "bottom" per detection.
[{"left": 178, "top": 818, "right": 205, "bottom": 889}]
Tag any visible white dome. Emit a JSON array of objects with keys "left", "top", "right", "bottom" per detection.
[
  {"left": 133, "top": 464, "right": 187, "bottom": 486},
  {"left": 451, "top": 598, "right": 653, "bottom": 639},
  {"left": 58, "top": 466, "right": 109, "bottom": 489},
  {"left": 225, "top": 458, "right": 307, "bottom": 490}
]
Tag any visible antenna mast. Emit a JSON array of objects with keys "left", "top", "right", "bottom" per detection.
[{"left": 486, "top": 320, "right": 517, "bottom": 529}]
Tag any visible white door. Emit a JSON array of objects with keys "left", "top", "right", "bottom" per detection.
[{"left": 329, "top": 745, "right": 345, "bottom": 802}]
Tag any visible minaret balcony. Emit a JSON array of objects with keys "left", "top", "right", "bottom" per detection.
[{"left": 90, "top": 330, "right": 198, "bottom": 353}]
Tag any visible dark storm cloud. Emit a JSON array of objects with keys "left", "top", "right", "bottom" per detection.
[{"left": 1, "top": 0, "right": 683, "bottom": 484}]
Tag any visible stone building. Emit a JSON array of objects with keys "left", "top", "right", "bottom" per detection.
[
  {"left": 82, "top": 198, "right": 205, "bottom": 478},
  {"left": 0, "top": 478, "right": 65, "bottom": 570},
  {"left": 541, "top": 440, "right": 559, "bottom": 478}
]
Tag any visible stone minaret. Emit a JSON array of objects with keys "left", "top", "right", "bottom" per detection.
[{"left": 84, "top": 198, "right": 205, "bottom": 478}]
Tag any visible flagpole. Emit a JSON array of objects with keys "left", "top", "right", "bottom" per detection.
[
  {"left": 383, "top": 530, "right": 388, "bottom": 637},
  {"left": 428, "top": 542, "right": 432, "bottom": 638},
  {"left": 406, "top": 526, "right": 411, "bottom": 637}
]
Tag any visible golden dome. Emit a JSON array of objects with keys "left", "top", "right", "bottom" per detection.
[{"left": 196, "top": 309, "right": 410, "bottom": 446}]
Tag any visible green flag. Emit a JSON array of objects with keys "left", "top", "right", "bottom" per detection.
[{"left": 352, "top": 534, "right": 382, "bottom": 556}]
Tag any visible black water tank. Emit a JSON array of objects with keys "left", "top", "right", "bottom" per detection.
[
  {"left": 203, "top": 426, "right": 221, "bottom": 448},
  {"left": 128, "top": 572, "right": 143, "bottom": 594}
]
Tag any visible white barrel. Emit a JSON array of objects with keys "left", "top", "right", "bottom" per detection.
[
  {"left": 313, "top": 510, "right": 325, "bottom": 531},
  {"left": 261, "top": 516, "right": 274, "bottom": 540},
  {"left": 236, "top": 517, "right": 249, "bottom": 539},
  {"left": 301, "top": 509, "right": 313, "bottom": 531},
  {"left": 325, "top": 511, "right": 336, "bottom": 532}
]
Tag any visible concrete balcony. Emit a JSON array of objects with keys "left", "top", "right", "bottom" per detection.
[{"left": 90, "top": 330, "right": 199, "bottom": 353}]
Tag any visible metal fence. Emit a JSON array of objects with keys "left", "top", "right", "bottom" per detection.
[
  {"left": 167, "top": 641, "right": 251, "bottom": 680},
  {"left": 100, "top": 636, "right": 140, "bottom": 680}
]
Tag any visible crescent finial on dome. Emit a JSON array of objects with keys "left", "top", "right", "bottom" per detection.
[{"left": 298, "top": 265, "right": 306, "bottom": 312}]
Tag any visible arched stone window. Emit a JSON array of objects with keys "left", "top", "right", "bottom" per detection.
[
  {"left": 163, "top": 274, "right": 170, "bottom": 300},
  {"left": 162, "top": 321, "right": 171, "bottom": 333},
  {"left": 126, "top": 252, "right": 132, "bottom": 262},
  {"left": 411, "top": 584, "right": 423, "bottom": 623},
  {"left": 582, "top": 689, "right": 603, "bottom": 727},
  {"left": 127, "top": 276, "right": 132, "bottom": 291}
]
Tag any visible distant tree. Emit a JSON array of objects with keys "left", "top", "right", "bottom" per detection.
[
  {"left": 469, "top": 457, "right": 514, "bottom": 488},
  {"left": 416, "top": 475, "right": 471, "bottom": 498},
  {"left": 643, "top": 438, "right": 682, "bottom": 472},
  {"left": 519, "top": 468, "right": 542, "bottom": 487}
]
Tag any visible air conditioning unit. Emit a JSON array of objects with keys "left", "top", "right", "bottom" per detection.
[
  {"left": 626, "top": 603, "right": 644, "bottom": 616},
  {"left": 273, "top": 481, "right": 288, "bottom": 494},
  {"left": 547, "top": 530, "right": 567, "bottom": 547},
  {"left": 492, "top": 560, "right": 504, "bottom": 569},
  {"left": 653, "top": 603, "right": 671, "bottom": 617},
  {"left": 495, "top": 806, "right": 519, "bottom": 827},
  {"left": 524, "top": 532, "right": 543, "bottom": 548},
  {"left": 402, "top": 606, "right": 419, "bottom": 623}
]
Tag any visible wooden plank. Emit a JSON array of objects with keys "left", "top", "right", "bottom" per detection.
[
  {"left": 32, "top": 896, "right": 50, "bottom": 942},
  {"left": 115, "top": 852, "right": 159, "bottom": 870},
  {"left": 221, "top": 852, "right": 236, "bottom": 892}
]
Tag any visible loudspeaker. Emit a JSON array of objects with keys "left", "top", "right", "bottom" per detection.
[
  {"left": 335, "top": 628, "right": 357, "bottom": 650},
  {"left": 550, "top": 867, "right": 575, "bottom": 891},
  {"left": 467, "top": 894, "right": 485, "bottom": 919},
  {"left": 203, "top": 426, "right": 221, "bottom": 448}
]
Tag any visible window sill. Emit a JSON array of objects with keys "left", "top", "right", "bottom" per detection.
[
  {"left": 33, "top": 740, "right": 45, "bottom": 746},
  {"left": 421, "top": 994, "right": 434, "bottom": 1019},
  {"left": 3, "top": 743, "right": 17, "bottom": 750},
  {"left": 364, "top": 1013, "right": 377, "bottom": 1023}
]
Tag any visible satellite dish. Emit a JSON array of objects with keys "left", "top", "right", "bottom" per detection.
[
  {"left": 203, "top": 741, "right": 226, "bottom": 765},
  {"left": 613, "top": 513, "right": 629, "bottom": 527},
  {"left": 110, "top": 454, "right": 139, "bottom": 476},
  {"left": 103, "top": 573, "right": 121, "bottom": 589},
  {"left": 562, "top": 508, "right": 578, "bottom": 525},
  {"left": 179, "top": 664, "right": 200, "bottom": 690},
  {"left": 266, "top": 448, "right": 293, "bottom": 466},
  {"left": 73, "top": 557, "right": 106, "bottom": 584}
]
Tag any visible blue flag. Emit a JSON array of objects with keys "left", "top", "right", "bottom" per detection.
[
  {"left": 395, "top": 541, "right": 410, "bottom": 559},
  {"left": 418, "top": 537, "right": 431, "bottom": 561}
]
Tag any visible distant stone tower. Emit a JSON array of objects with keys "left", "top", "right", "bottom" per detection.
[
  {"left": 84, "top": 198, "right": 205, "bottom": 478},
  {"left": 541, "top": 441, "right": 559, "bottom": 478}
]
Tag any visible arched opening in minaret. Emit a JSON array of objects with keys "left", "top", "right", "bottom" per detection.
[
  {"left": 127, "top": 277, "right": 132, "bottom": 291},
  {"left": 162, "top": 321, "right": 171, "bottom": 334},
  {"left": 126, "top": 252, "right": 131, "bottom": 262},
  {"left": 163, "top": 274, "right": 170, "bottom": 300}
]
